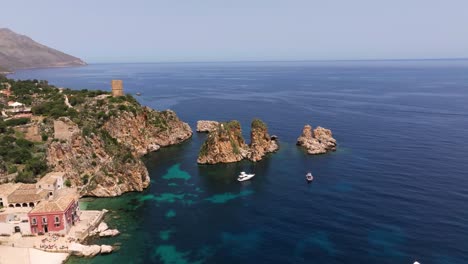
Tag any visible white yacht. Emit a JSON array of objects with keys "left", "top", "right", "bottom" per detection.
[{"left": 237, "top": 171, "right": 255, "bottom": 182}]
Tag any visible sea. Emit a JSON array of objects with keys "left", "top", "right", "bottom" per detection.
[{"left": 9, "top": 60, "right": 468, "bottom": 264}]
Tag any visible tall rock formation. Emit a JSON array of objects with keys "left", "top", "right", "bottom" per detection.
[
  {"left": 0, "top": 28, "right": 86, "bottom": 71},
  {"left": 247, "top": 119, "right": 279, "bottom": 162},
  {"left": 296, "top": 125, "right": 337, "bottom": 154},
  {"left": 197, "top": 119, "right": 278, "bottom": 164},
  {"left": 197, "top": 121, "right": 248, "bottom": 164}
]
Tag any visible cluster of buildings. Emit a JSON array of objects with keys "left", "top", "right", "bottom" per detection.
[
  {"left": 0, "top": 172, "right": 80, "bottom": 236},
  {"left": 2, "top": 101, "right": 32, "bottom": 119},
  {"left": 1, "top": 82, "right": 32, "bottom": 119}
]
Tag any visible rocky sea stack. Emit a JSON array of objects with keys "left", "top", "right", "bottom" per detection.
[
  {"left": 197, "top": 119, "right": 278, "bottom": 164},
  {"left": 296, "top": 125, "right": 337, "bottom": 154},
  {"left": 247, "top": 119, "right": 279, "bottom": 162}
]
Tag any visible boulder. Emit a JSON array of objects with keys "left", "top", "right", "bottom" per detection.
[
  {"left": 97, "top": 222, "right": 108, "bottom": 233},
  {"left": 99, "top": 229, "right": 120, "bottom": 237},
  {"left": 296, "top": 125, "right": 337, "bottom": 154},
  {"left": 100, "top": 245, "right": 113, "bottom": 254},
  {"left": 69, "top": 243, "right": 101, "bottom": 257},
  {"left": 147, "top": 144, "right": 160, "bottom": 152}
]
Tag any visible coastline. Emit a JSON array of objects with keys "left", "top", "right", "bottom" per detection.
[{"left": 4, "top": 63, "right": 87, "bottom": 76}]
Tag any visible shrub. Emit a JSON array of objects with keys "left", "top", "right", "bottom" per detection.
[
  {"left": 81, "top": 174, "right": 89, "bottom": 185},
  {"left": 64, "top": 179, "right": 71, "bottom": 187},
  {"left": 4, "top": 118, "right": 30, "bottom": 127}
]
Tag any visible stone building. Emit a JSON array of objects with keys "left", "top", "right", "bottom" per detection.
[
  {"left": 111, "top": 80, "right": 124, "bottom": 97},
  {"left": 28, "top": 188, "right": 80, "bottom": 235}
]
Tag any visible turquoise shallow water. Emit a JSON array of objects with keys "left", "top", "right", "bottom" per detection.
[{"left": 10, "top": 60, "right": 468, "bottom": 263}]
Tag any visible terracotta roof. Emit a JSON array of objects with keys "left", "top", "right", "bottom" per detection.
[
  {"left": 0, "top": 183, "right": 20, "bottom": 197},
  {"left": 38, "top": 172, "right": 63, "bottom": 186},
  {"left": 29, "top": 189, "right": 78, "bottom": 214},
  {"left": 8, "top": 184, "right": 48, "bottom": 204},
  {"left": 17, "top": 184, "right": 36, "bottom": 190}
]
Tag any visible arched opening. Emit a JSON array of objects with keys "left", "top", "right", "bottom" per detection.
[
  {"left": 8, "top": 204, "right": 14, "bottom": 208},
  {"left": 22, "top": 203, "right": 28, "bottom": 207},
  {"left": 29, "top": 202, "right": 34, "bottom": 207},
  {"left": 15, "top": 203, "right": 21, "bottom": 207}
]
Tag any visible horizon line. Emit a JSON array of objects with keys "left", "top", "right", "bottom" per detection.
[{"left": 84, "top": 57, "right": 468, "bottom": 64}]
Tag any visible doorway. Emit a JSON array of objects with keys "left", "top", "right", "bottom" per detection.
[
  {"left": 44, "top": 225, "right": 48, "bottom": 233},
  {"left": 14, "top": 226, "right": 20, "bottom": 233}
]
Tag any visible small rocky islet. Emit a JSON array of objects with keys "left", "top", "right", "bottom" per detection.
[{"left": 296, "top": 125, "right": 337, "bottom": 154}]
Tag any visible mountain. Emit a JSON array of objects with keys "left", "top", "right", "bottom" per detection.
[{"left": 0, "top": 28, "right": 86, "bottom": 72}]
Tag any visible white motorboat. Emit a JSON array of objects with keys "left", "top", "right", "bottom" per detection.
[
  {"left": 237, "top": 171, "right": 255, "bottom": 182},
  {"left": 306, "top": 172, "right": 314, "bottom": 182}
]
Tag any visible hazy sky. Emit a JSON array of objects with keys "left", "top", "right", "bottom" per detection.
[{"left": 2, "top": 0, "right": 467, "bottom": 63}]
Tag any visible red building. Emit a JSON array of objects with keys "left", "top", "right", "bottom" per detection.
[{"left": 28, "top": 190, "right": 80, "bottom": 234}]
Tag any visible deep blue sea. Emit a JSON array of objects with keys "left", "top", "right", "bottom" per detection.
[{"left": 9, "top": 60, "right": 468, "bottom": 264}]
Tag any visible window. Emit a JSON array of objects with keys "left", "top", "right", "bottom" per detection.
[
  {"left": 42, "top": 217, "right": 47, "bottom": 224},
  {"left": 31, "top": 218, "right": 37, "bottom": 225},
  {"left": 54, "top": 216, "right": 60, "bottom": 227}
]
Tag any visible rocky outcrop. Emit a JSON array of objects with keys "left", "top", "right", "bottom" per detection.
[
  {"left": 196, "top": 120, "right": 219, "bottom": 133},
  {"left": 46, "top": 108, "right": 192, "bottom": 197},
  {"left": 247, "top": 119, "right": 279, "bottom": 162},
  {"left": 69, "top": 243, "right": 113, "bottom": 257},
  {"left": 103, "top": 109, "right": 192, "bottom": 157},
  {"left": 197, "top": 121, "right": 248, "bottom": 164},
  {"left": 100, "top": 245, "right": 113, "bottom": 254},
  {"left": 97, "top": 222, "right": 108, "bottom": 233},
  {"left": 69, "top": 243, "right": 101, "bottom": 257},
  {"left": 47, "top": 122, "right": 150, "bottom": 197},
  {"left": 296, "top": 125, "right": 337, "bottom": 154},
  {"left": 99, "top": 229, "right": 120, "bottom": 237},
  {"left": 197, "top": 119, "right": 278, "bottom": 164}
]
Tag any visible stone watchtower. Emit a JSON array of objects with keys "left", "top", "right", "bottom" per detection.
[{"left": 111, "top": 80, "right": 124, "bottom": 97}]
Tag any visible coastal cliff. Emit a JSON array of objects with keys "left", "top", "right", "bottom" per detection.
[
  {"left": 104, "top": 109, "right": 192, "bottom": 156},
  {"left": 47, "top": 118, "right": 150, "bottom": 197},
  {"left": 0, "top": 77, "right": 192, "bottom": 197},
  {"left": 47, "top": 99, "right": 192, "bottom": 197},
  {"left": 197, "top": 119, "right": 278, "bottom": 164},
  {"left": 296, "top": 125, "right": 337, "bottom": 154}
]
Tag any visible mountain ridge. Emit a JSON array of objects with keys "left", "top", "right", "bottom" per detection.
[{"left": 0, "top": 28, "right": 86, "bottom": 72}]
